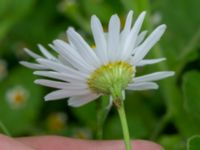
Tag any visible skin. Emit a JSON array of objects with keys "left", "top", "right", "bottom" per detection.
[{"left": 0, "top": 134, "right": 164, "bottom": 150}]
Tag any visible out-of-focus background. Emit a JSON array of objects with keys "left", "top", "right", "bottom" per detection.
[{"left": 0, "top": 0, "right": 200, "bottom": 149}]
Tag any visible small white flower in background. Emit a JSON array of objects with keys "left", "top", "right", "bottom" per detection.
[
  {"left": 6, "top": 86, "right": 29, "bottom": 109},
  {"left": 151, "top": 12, "right": 162, "bottom": 25},
  {"left": 72, "top": 127, "right": 92, "bottom": 139},
  {"left": 20, "top": 10, "right": 174, "bottom": 107},
  {"left": 46, "top": 112, "right": 67, "bottom": 131},
  {"left": 0, "top": 59, "right": 8, "bottom": 81}
]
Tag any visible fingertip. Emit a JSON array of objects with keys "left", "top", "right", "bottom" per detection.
[
  {"left": 17, "top": 136, "right": 164, "bottom": 150},
  {"left": 0, "top": 134, "right": 33, "bottom": 150},
  {"left": 133, "top": 140, "right": 164, "bottom": 150}
]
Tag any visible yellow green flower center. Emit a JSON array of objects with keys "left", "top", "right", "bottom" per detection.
[{"left": 87, "top": 61, "right": 135, "bottom": 96}]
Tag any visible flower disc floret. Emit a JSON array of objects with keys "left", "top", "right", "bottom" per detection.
[{"left": 87, "top": 61, "right": 135, "bottom": 95}]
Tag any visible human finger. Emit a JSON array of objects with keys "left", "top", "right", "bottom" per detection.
[{"left": 17, "top": 135, "right": 164, "bottom": 150}]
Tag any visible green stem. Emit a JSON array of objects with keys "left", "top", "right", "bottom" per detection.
[
  {"left": 0, "top": 120, "right": 11, "bottom": 136},
  {"left": 96, "top": 99, "right": 103, "bottom": 139},
  {"left": 150, "top": 112, "right": 171, "bottom": 140},
  {"left": 111, "top": 86, "right": 131, "bottom": 150},
  {"left": 95, "top": 96, "right": 111, "bottom": 139},
  {"left": 117, "top": 102, "right": 132, "bottom": 150}
]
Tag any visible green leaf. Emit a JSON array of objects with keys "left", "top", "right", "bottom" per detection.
[
  {"left": 170, "top": 71, "right": 200, "bottom": 137},
  {"left": 158, "top": 0, "right": 200, "bottom": 69},
  {"left": 126, "top": 92, "right": 157, "bottom": 138},
  {"left": 120, "top": 0, "right": 149, "bottom": 15},
  {"left": 0, "top": 0, "right": 35, "bottom": 41},
  {"left": 80, "top": 0, "right": 116, "bottom": 22},
  {"left": 70, "top": 101, "right": 96, "bottom": 128},
  {"left": 159, "top": 135, "right": 185, "bottom": 150},
  {"left": 104, "top": 115, "right": 122, "bottom": 139},
  {"left": 183, "top": 71, "right": 200, "bottom": 119},
  {"left": 187, "top": 135, "right": 200, "bottom": 150}
]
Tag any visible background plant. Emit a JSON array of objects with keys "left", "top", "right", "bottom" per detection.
[{"left": 0, "top": 0, "right": 200, "bottom": 150}]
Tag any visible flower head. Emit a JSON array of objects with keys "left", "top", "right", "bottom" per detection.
[
  {"left": 20, "top": 11, "right": 174, "bottom": 107},
  {"left": 46, "top": 112, "right": 67, "bottom": 131},
  {"left": 6, "top": 86, "right": 29, "bottom": 109},
  {"left": 72, "top": 127, "right": 92, "bottom": 139}
]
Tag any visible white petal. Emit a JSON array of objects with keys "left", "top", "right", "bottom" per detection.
[
  {"left": 135, "top": 30, "right": 148, "bottom": 48},
  {"left": 44, "top": 89, "right": 91, "bottom": 101},
  {"left": 58, "top": 55, "right": 73, "bottom": 68},
  {"left": 127, "top": 82, "right": 158, "bottom": 90},
  {"left": 34, "top": 71, "right": 85, "bottom": 83},
  {"left": 121, "top": 12, "right": 146, "bottom": 60},
  {"left": 133, "top": 24, "right": 166, "bottom": 64},
  {"left": 35, "top": 79, "right": 87, "bottom": 89},
  {"left": 38, "top": 44, "right": 57, "bottom": 60},
  {"left": 24, "top": 48, "right": 42, "bottom": 59},
  {"left": 35, "top": 79, "right": 70, "bottom": 89},
  {"left": 36, "top": 58, "right": 88, "bottom": 78},
  {"left": 52, "top": 40, "right": 93, "bottom": 72},
  {"left": 121, "top": 11, "right": 134, "bottom": 38},
  {"left": 68, "top": 93, "right": 100, "bottom": 107},
  {"left": 67, "top": 28, "right": 100, "bottom": 67},
  {"left": 20, "top": 61, "right": 46, "bottom": 70},
  {"left": 121, "top": 11, "right": 134, "bottom": 48},
  {"left": 136, "top": 58, "right": 166, "bottom": 66},
  {"left": 134, "top": 71, "right": 175, "bottom": 83},
  {"left": 107, "top": 14, "right": 120, "bottom": 61},
  {"left": 126, "top": 82, "right": 158, "bottom": 91},
  {"left": 91, "top": 15, "right": 108, "bottom": 64}
]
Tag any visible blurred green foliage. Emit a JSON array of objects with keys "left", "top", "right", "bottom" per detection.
[
  {"left": 187, "top": 135, "right": 200, "bottom": 150},
  {"left": 0, "top": 0, "right": 200, "bottom": 149}
]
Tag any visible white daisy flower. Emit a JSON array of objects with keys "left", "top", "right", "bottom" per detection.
[
  {"left": 20, "top": 11, "right": 174, "bottom": 107},
  {"left": 6, "top": 86, "right": 29, "bottom": 109}
]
